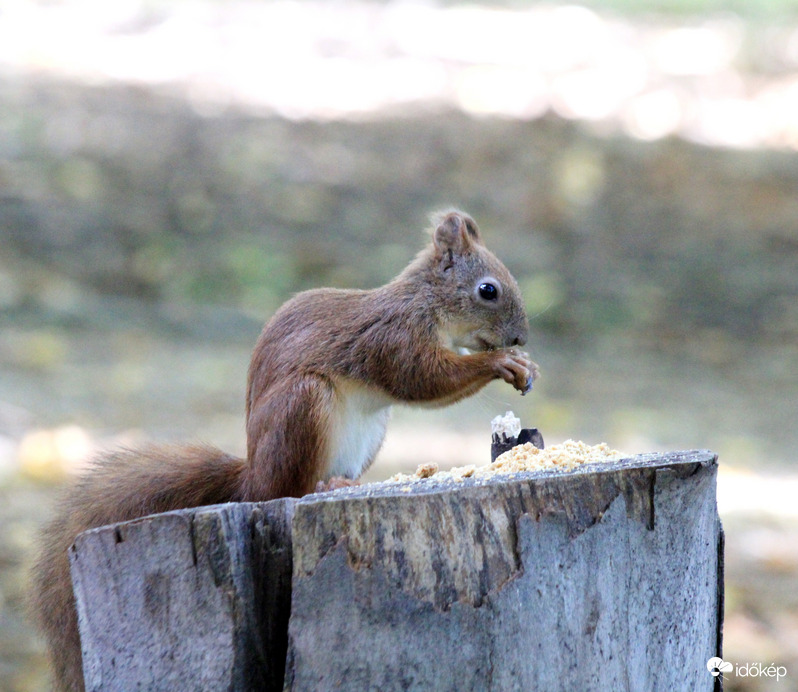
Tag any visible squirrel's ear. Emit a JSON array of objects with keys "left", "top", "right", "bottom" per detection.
[{"left": 432, "top": 211, "right": 482, "bottom": 256}]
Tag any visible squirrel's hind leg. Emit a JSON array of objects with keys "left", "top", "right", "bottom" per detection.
[{"left": 244, "top": 375, "right": 336, "bottom": 499}]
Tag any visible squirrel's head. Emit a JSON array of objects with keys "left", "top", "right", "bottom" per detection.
[{"left": 427, "top": 210, "right": 529, "bottom": 352}]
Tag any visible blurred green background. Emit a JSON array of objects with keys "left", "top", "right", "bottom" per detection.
[{"left": 1, "top": 0, "right": 797, "bottom": 690}]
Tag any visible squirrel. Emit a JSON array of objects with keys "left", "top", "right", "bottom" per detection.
[{"left": 30, "top": 210, "right": 538, "bottom": 691}]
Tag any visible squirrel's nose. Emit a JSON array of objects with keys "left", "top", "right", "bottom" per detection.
[{"left": 512, "top": 333, "right": 527, "bottom": 347}]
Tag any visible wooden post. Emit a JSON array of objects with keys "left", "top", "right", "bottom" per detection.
[
  {"left": 69, "top": 499, "right": 295, "bottom": 692},
  {"left": 70, "top": 451, "right": 723, "bottom": 692}
]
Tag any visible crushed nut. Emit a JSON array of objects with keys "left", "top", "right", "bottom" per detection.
[{"left": 415, "top": 462, "right": 439, "bottom": 478}]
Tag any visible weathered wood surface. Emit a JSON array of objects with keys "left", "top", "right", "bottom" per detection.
[
  {"left": 70, "top": 499, "right": 295, "bottom": 692},
  {"left": 285, "top": 450, "right": 723, "bottom": 692},
  {"left": 70, "top": 451, "right": 723, "bottom": 692}
]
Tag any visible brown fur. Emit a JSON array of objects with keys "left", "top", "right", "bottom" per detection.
[{"left": 29, "top": 211, "right": 536, "bottom": 691}]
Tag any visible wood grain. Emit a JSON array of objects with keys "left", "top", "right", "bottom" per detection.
[
  {"left": 70, "top": 500, "right": 294, "bottom": 692},
  {"left": 285, "top": 451, "right": 722, "bottom": 691}
]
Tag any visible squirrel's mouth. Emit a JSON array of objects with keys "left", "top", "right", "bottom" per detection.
[
  {"left": 475, "top": 336, "right": 496, "bottom": 352},
  {"left": 457, "top": 335, "right": 498, "bottom": 354},
  {"left": 440, "top": 324, "right": 500, "bottom": 354}
]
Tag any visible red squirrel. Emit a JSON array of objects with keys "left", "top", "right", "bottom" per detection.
[{"left": 30, "top": 210, "right": 538, "bottom": 691}]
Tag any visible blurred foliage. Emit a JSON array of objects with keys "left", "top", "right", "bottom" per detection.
[{"left": 2, "top": 80, "right": 797, "bottom": 354}]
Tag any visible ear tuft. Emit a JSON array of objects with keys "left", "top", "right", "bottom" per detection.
[{"left": 431, "top": 210, "right": 482, "bottom": 254}]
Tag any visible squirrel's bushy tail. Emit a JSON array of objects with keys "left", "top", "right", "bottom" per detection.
[{"left": 29, "top": 444, "right": 246, "bottom": 692}]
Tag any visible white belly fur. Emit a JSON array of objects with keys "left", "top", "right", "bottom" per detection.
[{"left": 327, "top": 378, "right": 392, "bottom": 480}]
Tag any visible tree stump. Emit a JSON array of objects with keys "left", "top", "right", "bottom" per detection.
[
  {"left": 69, "top": 499, "right": 295, "bottom": 692},
  {"left": 285, "top": 450, "right": 723, "bottom": 691},
  {"left": 70, "top": 451, "right": 723, "bottom": 691}
]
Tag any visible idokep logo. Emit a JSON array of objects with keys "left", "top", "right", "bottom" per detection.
[
  {"left": 707, "top": 657, "right": 733, "bottom": 678},
  {"left": 707, "top": 657, "right": 788, "bottom": 682}
]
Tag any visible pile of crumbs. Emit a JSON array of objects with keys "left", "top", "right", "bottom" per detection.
[{"left": 388, "top": 440, "right": 623, "bottom": 485}]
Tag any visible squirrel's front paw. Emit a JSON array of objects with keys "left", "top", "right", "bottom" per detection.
[{"left": 494, "top": 349, "right": 540, "bottom": 394}]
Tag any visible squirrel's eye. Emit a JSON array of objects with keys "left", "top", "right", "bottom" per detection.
[{"left": 478, "top": 282, "right": 498, "bottom": 301}]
